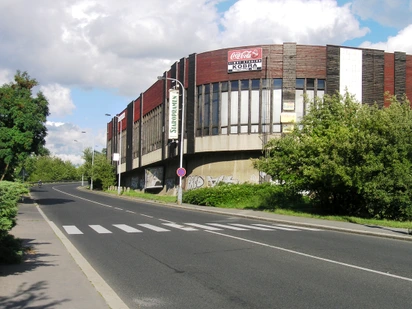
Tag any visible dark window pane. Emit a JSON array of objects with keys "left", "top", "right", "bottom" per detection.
[
  {"left": 273, "top": 78, "right": 282, "bottom": 89},
  {"left": 296, "top": 78, "right": 304, "bottom": 89},
  {"left": 204, "top": 94, "right": 210, "bottom": 126},
  {"left": 241, "top": 79, "right": 249, "bottom": 90},
  {"left": 221, "top": 81, "right": 228, "bottom": 92},
  {"left": 212, "top": 82, "right": 219, "bottom": 93},
  {"left": 212, "top": 92, "right": 219, "bottom": 127},
  {"left": 307, "top": 78, "right": 315, "bottom": 90},
  {"left": 231, "top": 80, "right": 239, "bottom": 91},
  {"left": 317, "top": 79, "right": 325, "bottom": 90},
  {"left": 204, "top": 84, "right": 210, "bottom": 94},
  {"left": 251, "top": 79, "right": 260, "bottom": 90},
  {"left": 197, "top": 86, "right": 202, "bottom": 94}
]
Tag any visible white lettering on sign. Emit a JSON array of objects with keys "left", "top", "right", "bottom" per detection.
[
  {"left": 168, "top": 89, "right": 179, "bottom": 140},
  {"left": 228, "top": 47, "right": 263, "bottom": 73}
]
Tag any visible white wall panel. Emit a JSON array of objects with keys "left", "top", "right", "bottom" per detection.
[{"left": 340, "top": 48, "right": 362, "bottom": 102}]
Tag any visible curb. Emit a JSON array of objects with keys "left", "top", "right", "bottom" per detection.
[{"left": 80, "top": 187, "right": 412, "bottom": 242}]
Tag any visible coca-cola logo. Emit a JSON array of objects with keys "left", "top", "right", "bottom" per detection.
[{"left": 229, "top": 48, "right": 261, "bottom": 61}]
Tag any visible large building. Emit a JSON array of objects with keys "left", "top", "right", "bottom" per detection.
[{"left": 106, "top": 43, "right": 412, "bottom": 193}]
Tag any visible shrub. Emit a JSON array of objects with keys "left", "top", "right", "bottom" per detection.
[{"left": 0, "top": 181, "right": 28, "bottom": 264}]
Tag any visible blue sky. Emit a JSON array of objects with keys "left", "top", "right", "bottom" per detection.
[{"left": 0, "top": 0, "right": 411, "bottom": 165}]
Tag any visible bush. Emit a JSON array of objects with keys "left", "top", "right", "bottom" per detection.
[
  {"left": 0, "top": 181, "right": 28, "bottom": 264},
  {"left": 183, "top": 183, "right": 308, "bottom": 210}
]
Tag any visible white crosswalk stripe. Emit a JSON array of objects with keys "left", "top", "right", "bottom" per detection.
[
  {"left": 138, "top": 223, "right": 170, "bottom": 232},
  {"left": 276, "top": 224, "right": 322, "bottom": 231},
  {"left": 113, "top": 224, "right": 142, "bottom": 233},
  {"left": 252, "top": 224, "right": 299, "bottom": 231},
  {"left": 90, "top": 225, "right": 112, "bottom": 234},
  {"left": 63, "top": 225, "right": 83, "bottom": 234},
  {"left": 230, "top": 223, "right": 274, "bottom": 231},
  {"left": 185, "top": 223, "right": 223, "bottom": 231},
  {"left": 163, "top": 223, "right": 198, "bottom": 231},
  {"left": 62, "top": 222, "right": 322, "bottom": 235},
  {"left": 207, "top": 223, "right": 249, "bottom": 230}
]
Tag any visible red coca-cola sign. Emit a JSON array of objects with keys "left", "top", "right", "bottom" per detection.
[
  {"left": 227, "top": 47, "right": 262, "bottom": 73},
  {"left": 228, "top": 48, "right": 262, "bottom": 61}
]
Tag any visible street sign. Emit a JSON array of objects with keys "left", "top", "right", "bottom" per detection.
[{"left": 176, "top": 167, "right": 186, "bottom": 177}]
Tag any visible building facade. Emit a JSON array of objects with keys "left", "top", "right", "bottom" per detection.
[{"left": 106, "top": 43, "right": 412, "bottom": 193}]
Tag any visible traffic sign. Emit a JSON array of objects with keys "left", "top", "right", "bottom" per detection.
[{"left": 176, "top": 167, "right": 186, "bottom": 177}]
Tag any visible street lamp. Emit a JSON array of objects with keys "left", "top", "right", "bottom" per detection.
[
  {"left": 157, "top": 75, "right": 185, "bottom": 205},
  {"left": 106, "top": 113, "right": 124, "bottom": 195},
  {"left": 74, "top": 130, "right": 87, "bottom": 186}
]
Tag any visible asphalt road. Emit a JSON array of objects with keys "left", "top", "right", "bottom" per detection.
[{"left": 31, "top": 183, "right": 412, "bottom": 309}]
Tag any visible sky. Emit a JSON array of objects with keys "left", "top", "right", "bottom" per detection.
[{"left": 1, "top": 0, "right": 412, "bottom": 165}]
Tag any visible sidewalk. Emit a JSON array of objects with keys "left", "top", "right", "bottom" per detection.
[
  {"left": 0, "top": 197, "right": 125, "bottom": 309},
  {"left": 1, "top": 193, "right": 411, "bottom": 309}
]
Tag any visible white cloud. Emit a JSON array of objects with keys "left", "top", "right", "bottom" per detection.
[
  {"left": 45, "top": 121, "right": 107, "bottom": 165},
  {"left": 0, "top": 0, "right": 370, "bottom": 98},
  {"left": 360, "top": 24, "right": 412, "bottom": 53},
  {"left": 41, "top": 84, "right": 76, "bottom": 117},
  {"left": 351, "top": 0, "right": 412, "bottom": 28},
  {"left": 219, "top": 0, "right": 369, "bottom": 46},
  {"left": 0, "top": 69, "right": 13, "bottom": 85}
]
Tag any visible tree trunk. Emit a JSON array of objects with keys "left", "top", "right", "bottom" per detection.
[{"left": 0, "top": 163, "right": 9, "bottom": 181}]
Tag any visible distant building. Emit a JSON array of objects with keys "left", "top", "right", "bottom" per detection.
[{"left": 106, "top": 43, "right": 412, "bottom": 193}]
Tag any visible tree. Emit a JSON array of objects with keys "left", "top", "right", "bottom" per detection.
[
  {"left": 81, "top": 148, "right": 115, "bottom": 190},
  {"left": 0, "top": 71, "right": 49, "bottom": 181},
  {"left": 253, "top": 92, "right": 412, "bottom": 220}
]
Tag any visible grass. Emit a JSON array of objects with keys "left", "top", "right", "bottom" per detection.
[{"left": 103, "top": 188, "right": 412, "bottom": 230}]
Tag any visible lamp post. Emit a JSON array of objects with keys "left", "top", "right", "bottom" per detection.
[
  {"left": 106, "top": 113, "right": 124, "bottom": 195},
  {"left": 157, "top": 76, "right": 185, "bottom": 205},
  {"left": 74, "top": 130, "right": 87, "bottom": 186}
]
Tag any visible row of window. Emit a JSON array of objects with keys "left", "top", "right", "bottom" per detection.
[{"left": 196, "top": 78, "right": 325, "bottom": 136}]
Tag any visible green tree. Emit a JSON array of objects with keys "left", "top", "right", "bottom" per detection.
[
  {"left": 0, "top": 71, "right": 49, "bottom": 181},
  {"left": 253, "top": 92, "right": 412, "bottom": 220},
  {"left": 81, "top": 148, "right": 115, "bottom": 190}
]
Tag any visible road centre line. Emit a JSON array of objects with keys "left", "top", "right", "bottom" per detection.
[
  {"left": 140, "top": 214, "right": 153, "bottom": 218},
  {"left": 53, "top": 186, "right": 114, "bottom": 208},
  {"left": 126, "top": 210, "right": 136, "bottom": 214},
  {"left": 114, "top": 207, "right": 123, "bottom": 210},
  {"left": 158, "top": 218, "right": 173, "bottom": 223},
  {"left": 207, "top": 231, "right": 412, "bottom": 283}
]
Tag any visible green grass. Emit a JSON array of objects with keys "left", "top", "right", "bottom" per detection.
[
  {"left": 103, "top": 187, "right": 412, "bottom": 230},
  {"left": 263, "top": 208, "right": 412, "bottom": 229},
  {"left": 105, "top": 189, "right": 177, "bottom": 204}
]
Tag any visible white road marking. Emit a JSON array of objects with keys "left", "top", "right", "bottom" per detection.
[
  {"left": 159, "top": 218, "right": 174, "bottom": 223},
  {"left": 207, "top": 231, "right": 412, "bottom": 283},
  {"left": 253, "top": 224, "right": 298, "bottom": 231},
  {"left": 63, "top": 225, "right": 83, "bottom": 234},
  {"left": 113, "top": 224, "right": 142, "bottom": 233},
  {"left": 276, "top": 224, "right": 322, "bottom": 231},
  {"left": 185, "top": 223, "right": 223, "bottom": 231},
  {"left": 140, "top": 214, "right": 153, "bottom": 218},
  {"left": 138, "top": 224, "right": 170, "bottom": 232},
  {"left": 90, "top": 225, "right": 112, "bottom": 234},
  {"left": 162, "top": 223, "right": 198, "bottom": 231},
  {"left": 207, "top": 223, "right": 249, "bottom": 230},
  {"left": 114, "top": 207, "right": 123, "bottom": 210},
  {"left": 230, "top": 223, "right": 273, "bottom": 231},
  {"left": 126, "top": 210, "right": 136, "bottom": 214}
]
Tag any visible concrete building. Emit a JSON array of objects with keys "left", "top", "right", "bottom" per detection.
[{"left": 106, "top": 43, "right": 412, "bottom": 193}]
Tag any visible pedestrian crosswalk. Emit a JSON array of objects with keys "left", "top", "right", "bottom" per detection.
[{"left": 62, "top": 222, "right": 322, "bottom": 235}]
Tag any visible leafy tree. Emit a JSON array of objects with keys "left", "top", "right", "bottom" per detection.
[
  {"left": 253, "top": 92, "right": 412, "bottom": 220},
  {"left": 80, "top": 147, "right": 115, "bottom": 190},
  {"left": 14, "top": 155, "right": 79, "bottom": 183},
  {"left": 0, "top": 71, "right": 49, "bottom": 181}
]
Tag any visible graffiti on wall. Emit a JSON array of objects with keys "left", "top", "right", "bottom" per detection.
[
  {"left": 186, "top": 175, "right": 239, "bottom": 190},
  {"left": 145, "top": 167, "right": 164, "bottom": 189}
]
